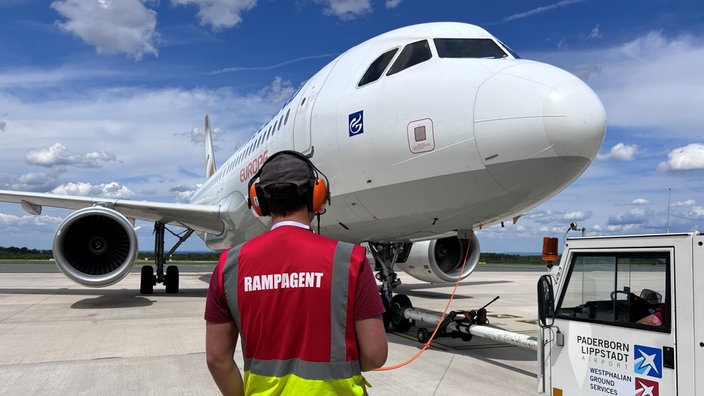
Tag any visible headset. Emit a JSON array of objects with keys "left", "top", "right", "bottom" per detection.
[{"left": 247, "top": 150, "right": 330, "bottom": 217}]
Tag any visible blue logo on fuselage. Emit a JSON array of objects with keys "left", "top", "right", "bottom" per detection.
[{"left": 348, "top": 110, "right": 363, "bottom": 137}]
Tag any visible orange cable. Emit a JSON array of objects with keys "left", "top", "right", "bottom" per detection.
[{"left": 374, "top": 239, "right": 471, "bottom": 371}]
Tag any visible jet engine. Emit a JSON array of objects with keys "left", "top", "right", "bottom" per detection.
[
  {"left": 396, "top": 233, "right": 480, "bottom": 283},
  {"left": 53, "top": 206, "right": 138, "bottom": 287}
]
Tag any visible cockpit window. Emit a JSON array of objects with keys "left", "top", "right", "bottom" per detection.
[
  {"left": 497, "top": 39, "right": 521, "bottom": 59},
  {"left": 434, "top": 38, "right": 508, "bottom": 59},
  {"left": 359, "top": 48, "right": 398, "bottom": 87},
  {"left": 387, "top": 40, "right": 432, "bottom": 76}
]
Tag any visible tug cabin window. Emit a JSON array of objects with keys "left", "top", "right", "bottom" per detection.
[{"left": 555, "top": 251, "right": 671, "bottom": 333}]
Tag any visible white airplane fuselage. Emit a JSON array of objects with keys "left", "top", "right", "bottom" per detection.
[
  {"left": 0, "top": 22, "right": 606, "bottom": 291},
  {"left": 192, "top": 22, "right": 606, "bottom": 250}
]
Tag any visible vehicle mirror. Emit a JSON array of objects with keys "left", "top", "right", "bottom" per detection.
[{"left": 537, "top": 275, "right": 555, "bottom": 328}]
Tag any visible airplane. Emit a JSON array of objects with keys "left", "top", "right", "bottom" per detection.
[{"left": 0, "top": 22, "right": 605, "bottom": 330}]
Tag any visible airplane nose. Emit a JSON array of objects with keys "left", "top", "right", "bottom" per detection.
[
  {"left": 473, "top": 62, "right": 606, "bottom": 200},
  {"left": 542, "top": 77, "right": 606, "bottom": 161}
]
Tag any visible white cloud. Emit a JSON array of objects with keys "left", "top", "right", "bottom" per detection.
[
  {"left": 256, "top": 76, "right": 296, "bottom": 104},
  {"left": 563, "top": 211, "right": 589, "bottom": 220},
  {"left": 592, "top": 32, "right": 704, "bottom": 137},
  {"left": 0, "top": 172, "right": 61, "bottom": 192},
  {"left": 587, "top": 24, "right": 602, "bottom": 40},
  {"left": 672, "top": 199, "right": 695, "bottom": 207},
  {"left": 52, "top": 181, "right": 136, "bottom": 198},
  {"left": 597, "top": 143, "right": 637, "bottom": 161},
  {"left": 0, "top": 76, "right": 293, "bottom": 203},
  {"left": 182, "top": 125, "right": 224, "bottom": 145},
  {"left": 0, "top": 213, "right": 20, "bottom": 225},
  {"left": 25, "top": 143, "right": 116, "bottom": 168},
  {"left": 604, "top": 224, "right": 638, "bottom": 234},
  {"left": 0, "top": 66, "right": 124, "bottom": 89},
  {"left": 170, "top": 184, "right": 201, "bottom": 203},
  {"left": 0, "top": 212, "right": 63, "bottom": 227},
  {"left": 607, "top": 208, "right": 649, "bottom": 225},
  {"left": 171, "top": 0, "right": 257, "bottom": 30},
  {"left": 51, "top": 0, "right": 159, "bottom": 60},
  {"left": 385, "top": 0, "right": 401, "bottom": 8},
  {"left": 502, "top": 0, "right": 585, "bottom": 22},
  {"left": 313, "top": 0, "right": 372, "bottom": 20},
  {"left": 631, "top": 198, "right": 650, "bottom": 205},
  {"left": 685, "top": 206, "right": 704, "bottom": 219},
  {"left": 208, "top": 54, "right": 338, "bottom": 75},
  {"left": 658, "top": 143, "right": 704, "bottom": 171}
]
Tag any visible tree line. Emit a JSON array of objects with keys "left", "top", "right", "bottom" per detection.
[
  {"left": 480, "top": 252, "right": 548, "bottom": 264},
  {"left": 0, "top": 246, "right": 220, "bottom": 261},
  {"left": 0, "top": 246, "right": 53, "bottom": 259}
]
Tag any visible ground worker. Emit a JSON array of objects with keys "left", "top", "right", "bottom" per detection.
[{"left": 204, "top": 150, "right": 388, "bottom": 395}]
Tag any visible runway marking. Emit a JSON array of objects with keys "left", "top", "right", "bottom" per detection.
[
  {"left": 0, "top": 287, "right": 72, "bottom": 324},
  {"left": 454, "top": 343, "right": 518, "bottom": 351},
  {"left": 488, "top": 313, "right": 520, "bottom": 318},
  {"left": 517, "top": 319, "right": 538, "bottom": 325},
  {"left": 390, "top": 331, "right": 457, "bottom": 352}
]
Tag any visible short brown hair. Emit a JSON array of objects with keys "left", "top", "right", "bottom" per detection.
[{"left": 264, "top": 183, "right": 308, "bottom": 217}]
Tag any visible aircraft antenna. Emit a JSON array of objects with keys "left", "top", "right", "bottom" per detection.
[{"left": 666, "top": 187, "right": 671, "bottom": 233}]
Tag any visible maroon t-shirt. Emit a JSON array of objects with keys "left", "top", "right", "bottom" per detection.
[{"left": 204, "top": 229, "right": 385, "bottom": 325}]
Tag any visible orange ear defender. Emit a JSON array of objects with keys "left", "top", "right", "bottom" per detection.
[
  {"left": 311, "top": 177, "right": 329, "bottom": 214},
  {"left": 248, "top": 183, "right": 267, "bottom": 217}
]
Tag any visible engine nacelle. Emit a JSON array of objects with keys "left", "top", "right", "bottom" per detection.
[
  {"left": 53, "top": 207, "right": 138, "bottom": 287},
  {"left": 396, "top": 233, "right": 480, "bottom": 283}
]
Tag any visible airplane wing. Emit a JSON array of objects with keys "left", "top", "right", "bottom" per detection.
[{"left": 0, "top": 190, "right": 224, "bottom": 234}]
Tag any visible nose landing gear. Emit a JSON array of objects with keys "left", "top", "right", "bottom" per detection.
[{"left": 369, "top": 242, "right": 415, "bottom": 331}]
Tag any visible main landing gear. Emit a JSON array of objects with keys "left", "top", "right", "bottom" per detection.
[
  {"left": 139, "top": 222, "right": 194, "bottom": 294},
  {"left": 369, "top": 242, "right": 416, "bottom": 332}
]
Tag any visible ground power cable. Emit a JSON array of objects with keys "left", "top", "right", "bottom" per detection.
[{"left": 374, "top": 239, "right": 472, "bottom": 371}]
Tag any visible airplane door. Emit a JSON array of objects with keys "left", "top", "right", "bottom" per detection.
[{"left": 293, "top": 63, "right": 336, "bottom": 155}]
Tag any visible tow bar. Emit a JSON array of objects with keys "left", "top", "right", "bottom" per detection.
[{"left": 398, "top": 296, "right": 539, "bottom": 351}]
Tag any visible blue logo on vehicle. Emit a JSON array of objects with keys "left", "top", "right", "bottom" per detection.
[
  {"left": 634, "top": 345, "right": 662, "bottom": 378},
  {"left": 348, "top": 111, "right": 363, "bottom": 137}
]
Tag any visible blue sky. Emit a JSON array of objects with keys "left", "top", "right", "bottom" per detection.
[{"left": 0, "top": 0, "right": 703, "bottom": 254}]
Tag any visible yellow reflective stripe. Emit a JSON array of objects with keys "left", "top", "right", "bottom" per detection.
[{"left": 244, "top": 370, "right": 370, "bottom": 396}]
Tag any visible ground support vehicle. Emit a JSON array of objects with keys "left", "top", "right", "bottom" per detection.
[{"left": 537, "top": 232, "right": 703, "bottom": 395}]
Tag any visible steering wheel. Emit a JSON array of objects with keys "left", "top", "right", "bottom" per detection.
[
  {"left": 611, "top": 290, "right": 654, "bottom": 322},
  {"left": 610, "top": 290, "right": 630, "bottom": 301}
]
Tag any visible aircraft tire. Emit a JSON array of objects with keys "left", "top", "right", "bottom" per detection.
[
  {"left": 390, "top": 294, "right": 414, "bottom": 332},
  {"left": 140, "top": 265, "right": 154, "bottom": 294},
  {"left": 417, "top": 327, "right": 430, "bottom": 344},
  {"left": 165, "top": 265, "right": 179, "bottom": 294}
]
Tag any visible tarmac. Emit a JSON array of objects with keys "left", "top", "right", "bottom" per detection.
[{"left": 0, "top": 263, "right": 545, "bottom": 395}]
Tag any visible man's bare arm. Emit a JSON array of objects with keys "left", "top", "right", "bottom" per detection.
[
  {"left": 206, "top": 321, "right": 244, "bottom": 396},
  {"left": 354, "top": 315, "right": 388, "bottom": 371}
]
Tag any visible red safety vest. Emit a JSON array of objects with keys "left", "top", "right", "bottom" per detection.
[{"left": 221, "top": 226, "right": 369, "bottom": 395}]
